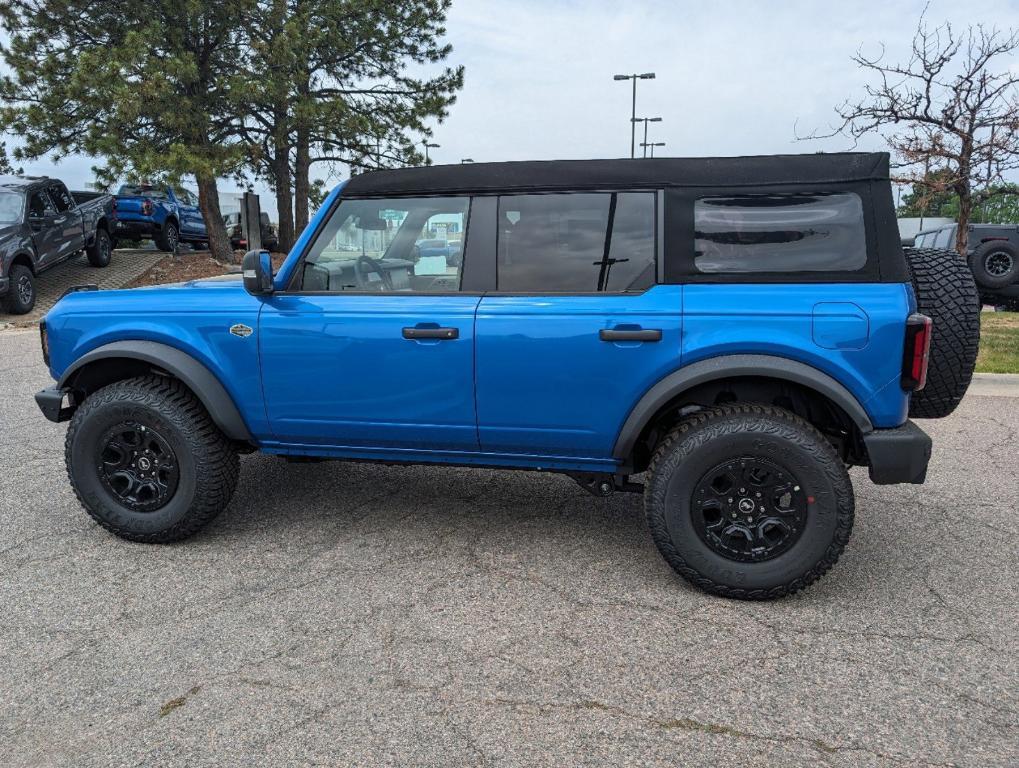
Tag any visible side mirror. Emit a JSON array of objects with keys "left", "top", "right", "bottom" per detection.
[
  {"left": 242, "top": 249, "right": 274, "bottom": 295},
  {"left": 29, "top": 215, "right": 44, "bottom": 232}
]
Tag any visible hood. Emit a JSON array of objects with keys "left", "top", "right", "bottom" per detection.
[{"left": 0, "top": 224, "right": 19, "bottom": 246}]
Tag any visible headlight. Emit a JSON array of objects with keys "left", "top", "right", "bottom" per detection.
[{"left": 39, "top": 320, "right": 50, "bottom": 367}]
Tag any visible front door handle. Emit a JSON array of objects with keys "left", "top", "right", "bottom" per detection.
[
  {"left": 403, "top": 326, "right": 458, "bottom": 340},
  {"left": 599, "top": 328, "right": 662, "bottom": 342}
]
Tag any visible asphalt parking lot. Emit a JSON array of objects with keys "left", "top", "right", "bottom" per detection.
[{"left": 1, "top": 329, "right": 1016, "bottom": 767}]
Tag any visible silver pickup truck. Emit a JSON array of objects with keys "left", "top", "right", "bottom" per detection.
[{"left": 0, "top": 176, "right": 116, "bottom": 315}]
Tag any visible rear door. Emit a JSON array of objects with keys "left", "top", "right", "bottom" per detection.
[
  {"left": 474, "top": 191, "right": 682, "bottom": 460},
  {"left": 46, "top": 182, "right": 86, "bottom": 259},
  {"left": 259, "top": 194, "right": 480, "bottom": 452}
]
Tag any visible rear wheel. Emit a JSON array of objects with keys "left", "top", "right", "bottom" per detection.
[
  {"left": 3, "top": 264, "right": 36, "bottom": 315},
  {"left": 65, "top": 376, "right": 239, "bottom": 543},
  {"left": 155, "top": 221, "right": 179, "bottom": 252},
  {"left": 903, "top": 247, "right": 980, "bottom": 419},
  {"left": 85, "top": 228, "right": 112, "bottom": 267},
  {"left": 645, "top": 404, "right": 854, "bottom": 600}
]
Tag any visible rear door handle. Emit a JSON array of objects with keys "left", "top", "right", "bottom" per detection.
[
  {"left": 599, "top": 328, "right": 662, "bottom": 342},
  {"left": 402, "top": 326, "right": 459, "bottom": 340}
]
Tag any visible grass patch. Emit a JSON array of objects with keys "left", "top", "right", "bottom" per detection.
[{"left": 976, "top": 312, "right": 1019, "bottom": 373}]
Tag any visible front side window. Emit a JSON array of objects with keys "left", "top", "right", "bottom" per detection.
[
  {"left": 496, "top": 192, "right": 655, "bottom": 292},
  {"left": 694, "top": 192, "right": 867, "bottom": 273},
  {"left": 28, "top": 190, "right": 55, "bottom": 219},
  {"left": 297, "top": 196, "right": 469, "bottom": 292}
]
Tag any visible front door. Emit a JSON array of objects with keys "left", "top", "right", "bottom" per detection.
[
  {"left": 27, "top": 189, "right": 65, "bottom": 269},
  {"left": 474, "top": 191, "right": 682, "bottom": 459},
  {"left": 175, "top": 189, "right": 206, "bottom": 238},
  {"left": 259, "top": 194, "right": 479, "bottom": 453}
]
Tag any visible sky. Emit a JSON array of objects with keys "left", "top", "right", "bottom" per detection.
[{"left": 4, "top": 0, "right": 1019, "bottom": 220}]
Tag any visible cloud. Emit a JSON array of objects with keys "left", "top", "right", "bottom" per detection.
[{"left": 4, "top": 0, "right": 1019, "bottom": 218}]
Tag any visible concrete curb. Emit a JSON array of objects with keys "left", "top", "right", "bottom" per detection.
[{"left": 968, "top": 372, "right": 1019, "bottom": 398}]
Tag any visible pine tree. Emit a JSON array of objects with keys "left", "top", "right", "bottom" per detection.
[
  {"left": 1, "top": 0, "right": 255, "bottom": 261},
  {"left": 235, "top": 0, "right": 464, "bottom": 250}
]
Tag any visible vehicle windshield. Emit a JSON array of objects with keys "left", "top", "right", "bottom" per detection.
[
  {"left": 0, "top": 190, "right": 24, "bottom": 226},
  {"left": 117, "top": 184, "right": 168, "bottom": 200}
]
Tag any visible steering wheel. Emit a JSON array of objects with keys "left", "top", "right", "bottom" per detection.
[{"left": 354, "top": 255, "right": 393, "bottom": 291}]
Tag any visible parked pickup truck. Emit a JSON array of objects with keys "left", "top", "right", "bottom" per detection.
[
  {"left": 0, "top": 176, "right": 116, "bottom": 314},
  {"left": 114, "top": 184, "right": 207, "bottom": 252},
  {"left": 36, "top": 153, "right": 981, "bottom": 599}
]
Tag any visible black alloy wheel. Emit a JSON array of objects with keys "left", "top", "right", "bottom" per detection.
[
  {"left": 97, "top": 421, "right": 180, "bottom": 512},
  {"left": 691, "top": 456, "right": 807, "bottom": 563},
  {"left": 16, "top": 272, "right": 33, "bottom": 307},
  {"left": 985, "top": 249, "right": 1015, "bottom": 278}
]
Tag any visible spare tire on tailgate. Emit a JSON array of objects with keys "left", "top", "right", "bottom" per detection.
[{"left": 903, "top": 247, "right": 980, "bottom": 419}]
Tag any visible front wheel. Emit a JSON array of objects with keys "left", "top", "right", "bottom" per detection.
[
  {"left": 65, "top": 376, "right": 239, "bottom": 543},
  {"left": 645, "top": 404, "right": 854, "bottom": 600},
  {"left": 3, "top": 264, "right": 36, "bottom": 315}
]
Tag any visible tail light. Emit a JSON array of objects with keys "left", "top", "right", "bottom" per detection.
[
  {"left": 901, "top": 313, "right": 932, "bottom": 391},
  {"left": 141, "top": 199, "right": 153, "bottom": 216}
]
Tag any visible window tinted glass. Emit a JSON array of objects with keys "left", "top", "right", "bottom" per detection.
[
  {"left": 117, "top": 185, "right": 169, "bottom": 200},
  {"left": 694, "top": 192, "right": 866, "bottom": 273},
  {"left": 298, "top": 196, "right": 469, "bottom": 292},
  {"left": 47, "top": 184, "right": 74, "bottom": 212},
  {"left": 496, "top": 192, "right": 655, "bottom": 292},
  {"left": 0, "top": 191, "right": 24, "bottom": 225},
  {"left": 29, "top": 190, "right": 55, "bottom": 218}
]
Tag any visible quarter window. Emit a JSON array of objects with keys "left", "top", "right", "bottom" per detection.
[
  {"left": 694, "top": 192, "right": 867, "bottom": 273},
  {"left": 934, "top": 227, "right": 954, "bottom": 249},
  {"left": 298, "top": 196, "right": 469, "bottom": 292},
  {"left": 496, "top": 192, "right": 656, "bottom": 292}
]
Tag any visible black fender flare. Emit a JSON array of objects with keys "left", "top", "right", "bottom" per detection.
[
  {"left": 59, "top": 340, "right": 253, "bottom": 442},
  {"left": 612, "top": 354, "right": 874, "bottom": 461}
]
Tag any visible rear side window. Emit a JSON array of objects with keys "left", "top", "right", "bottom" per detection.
[
  {"left": 694, "top": 192, "right": 866, "bottom": 273},
  {"left": 934, "top": 227, "right": 954, "bottom": 248},
  {"left": 496, "top": 192, "right": 655, "bottom": 292},
  {"left": 47, "top": 184, "right": 74, "bottom": 212}
]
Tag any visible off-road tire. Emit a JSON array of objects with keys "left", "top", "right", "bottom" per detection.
[
  {"left": 155, "top": 221, "right": 179, "bottom": 252},
  {"left": 85, "top": 227, "right": 112, "bottom": 267},
  {"left": 968, "top": 240, "right": 1019, "bottom": 290},
  {"left": 65, "top": 375, "right": 239, "bottom": 543},
  {"left": 3, "top": 264, "right": 36, "bottom": 315},
  {"left": 645, "top": 403, "right": 854, "bottom": 600},
  {"left": 903, "top": 247, "right": 980, "bottom": 419}
]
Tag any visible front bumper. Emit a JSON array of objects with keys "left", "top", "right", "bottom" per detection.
[
  {"left": 863, "top": 420, "right": 932, "bottom": 484},
  {"left": 35, "top": 386, "right": 74, "bottom": 423},
  {"left": 0, "top": 276, "right": 8, "bottom": 297}
]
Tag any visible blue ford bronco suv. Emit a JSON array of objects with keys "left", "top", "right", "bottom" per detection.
[{"left": 35, "top": 153, "right": 980, "bottom": 599}]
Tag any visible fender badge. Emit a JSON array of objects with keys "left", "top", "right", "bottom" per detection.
[{"left": 230, "top": 323, "right": 253, "bottom": 338}]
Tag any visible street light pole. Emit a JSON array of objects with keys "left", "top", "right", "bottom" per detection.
[
  {"left": 641, "top": 141, "right": 665, "bottom": 158},
  {"left": 632, "top": 117, "right": 662, "bottom": 158},
  {"left": 614, "top": 72, "right": 656, "bottom": 158},
  {"left": 422, "top": 141, "right": 439, "bottom": 165}
]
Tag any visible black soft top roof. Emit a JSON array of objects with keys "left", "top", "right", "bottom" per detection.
[{"left": 342, "top": 152, "right": 890, "bottom": 198}]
